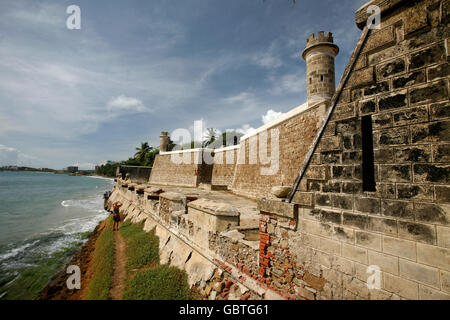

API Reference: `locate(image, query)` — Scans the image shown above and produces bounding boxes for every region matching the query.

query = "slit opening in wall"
[361,115,376,192]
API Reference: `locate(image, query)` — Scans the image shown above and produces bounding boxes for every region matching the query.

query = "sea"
[0,171,114,300]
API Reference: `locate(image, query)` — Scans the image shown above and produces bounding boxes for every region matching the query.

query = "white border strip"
[213,145,240,153]
[160,148,214,155]
[240,100,326,141]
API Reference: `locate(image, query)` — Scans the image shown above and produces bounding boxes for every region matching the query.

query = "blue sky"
[0,0,367,169]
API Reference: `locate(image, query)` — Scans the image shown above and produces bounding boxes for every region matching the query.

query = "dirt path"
[110,231,127,300]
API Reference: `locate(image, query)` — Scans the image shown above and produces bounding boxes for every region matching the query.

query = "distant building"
[66,166,78,173]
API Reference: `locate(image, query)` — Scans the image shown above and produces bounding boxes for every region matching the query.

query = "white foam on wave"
[60,197,104,212]
[0,240,40,261]
[85,175,114,182]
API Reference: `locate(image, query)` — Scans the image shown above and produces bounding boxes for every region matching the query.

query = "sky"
[0,0,368,169]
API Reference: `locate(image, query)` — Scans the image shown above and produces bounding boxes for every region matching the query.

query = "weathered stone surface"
[392,70,426,89]
[393,106,428,126]
[378,127,409,146]
[257,198,298,219]
[381,200,414,220]
[363,81,390,97]
[397,184,433,201]
[188,199,239,217]
[428,63,450,81]
[359,99,376,115]
[398,221,436,245]
[378,90,407,111]
[380,165,411,182]
[394,146,431,163]
[355,197,380,214]
[411,121,450,144]
[413,164,450,183]
[410,81,449,105]
[430,102,450,120]
[376,58,406,79]
[271,186,291,198]
[159,191,186,202]
[414,203,448,224]
[409,44,446,70]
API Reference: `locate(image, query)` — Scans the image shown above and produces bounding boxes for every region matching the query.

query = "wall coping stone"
[159,191,186,202]
[356,0,409,30]
[144,187,163,194]
[213,145,240,153]
[159,148,214,155]
[188,199,240,217]
[240,100,327,141]
[257,198,298,219]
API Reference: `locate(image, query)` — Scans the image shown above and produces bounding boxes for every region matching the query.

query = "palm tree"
[202,128,217,148]
[134,142,152,163]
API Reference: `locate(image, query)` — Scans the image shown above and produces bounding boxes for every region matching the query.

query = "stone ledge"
[188,199,240,217]
[159,191,186,202]
[257,198,298,219]
[356,0,408,30]
[144,187,163,194]
[127,183,137,190]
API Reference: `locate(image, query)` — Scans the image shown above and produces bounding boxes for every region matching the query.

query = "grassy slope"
[119,221,159,275]
[84,216,115,300]
[119,220,192,300]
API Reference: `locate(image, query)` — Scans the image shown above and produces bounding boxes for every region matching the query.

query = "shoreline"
[37,218,108,300]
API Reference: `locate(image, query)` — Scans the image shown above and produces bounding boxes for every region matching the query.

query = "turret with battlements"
[302,31,339,105]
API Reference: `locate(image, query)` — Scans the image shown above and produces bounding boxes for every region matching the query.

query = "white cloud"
[252,52,282,69]
[235,124,256,136]
[0,144,19,166]
[223,92,259,112]
[269,73,306,95]
[0,144,41,167]
[252,41,282,69]
[262,109,284,124]
[107,95,150,113]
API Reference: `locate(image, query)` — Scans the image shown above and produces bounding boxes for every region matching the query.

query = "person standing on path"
[112,201,122,231]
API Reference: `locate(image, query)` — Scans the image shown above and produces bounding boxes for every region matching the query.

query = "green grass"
[119,221,159,274]
[123,265,191,300]
[119,220,194,300]
[85,216,115,300]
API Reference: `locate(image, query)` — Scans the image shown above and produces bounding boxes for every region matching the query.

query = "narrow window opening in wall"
[309,78,312,84]
[320,75,324,82]
[361,115,376,192]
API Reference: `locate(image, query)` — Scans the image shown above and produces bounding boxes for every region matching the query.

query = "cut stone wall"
[274,0,450,300]
[232,102,328,199]
[118,165,152,184]
[106,182,266,300]
[148,150,213,187]
[211,146,239,189]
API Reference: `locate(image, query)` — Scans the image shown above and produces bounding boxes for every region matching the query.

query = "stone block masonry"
[117,0,449,300]
[149,149,213,187]
[211,145,239,189]
[232,101,328,199]
[281,0,450,300]
[117,165,152,184]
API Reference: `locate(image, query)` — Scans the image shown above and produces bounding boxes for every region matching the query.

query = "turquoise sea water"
[0,171,113,300]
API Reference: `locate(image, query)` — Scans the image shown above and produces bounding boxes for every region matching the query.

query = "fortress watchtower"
[160,131,170,152]
[302,31,339,105]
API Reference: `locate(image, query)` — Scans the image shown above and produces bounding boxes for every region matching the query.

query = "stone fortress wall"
[211,145,239,189]
[148,149,213,187]
[113,0,449,300]
[231,101,329,199]
[281,0,450,300]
